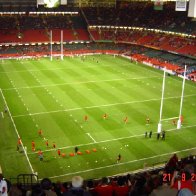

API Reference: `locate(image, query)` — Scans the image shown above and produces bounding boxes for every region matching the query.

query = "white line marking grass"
[12,94,196,118]
[162,116,179,121]
[2,76,160,91]
[0,89,36,178]
[86,133,97,143]
[28,124,196,155]
[1,112,4,118]
[0,64,119,74]
[43,146,196,180]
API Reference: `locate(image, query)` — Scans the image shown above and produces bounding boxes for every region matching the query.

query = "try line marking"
[2,75,159,91]
[86,133,97,143]
[162,116,179,121]
[12,94,196,118]
[28,124,196,155]
[0,88,36,179]
[41,146,196,180]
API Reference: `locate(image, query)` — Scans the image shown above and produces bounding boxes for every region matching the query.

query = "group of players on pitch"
[16,114,183,162]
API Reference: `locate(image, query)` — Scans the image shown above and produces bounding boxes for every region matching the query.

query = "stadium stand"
[2,154,196,195]
[82,2,196,33]
[87,28,196,56]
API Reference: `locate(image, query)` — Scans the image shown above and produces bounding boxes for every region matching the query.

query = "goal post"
[157,66,187,132]
[177,65,187,129]
[157,68,166,133]
[61,30,63,60]
[50,30,53,61]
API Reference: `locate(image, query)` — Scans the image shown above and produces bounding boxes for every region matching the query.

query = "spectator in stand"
[113,176,130,196]
[178,188,194,196]
[63,176,91,196]
[27,184,45,196]
[8,183,22,196]
[170,165,195,194]
[128,174,147,196]
[149,174,178,196]
[40,178,57,196]
[165,154,179,174]
[86,180,96,196]
[0,174,8,196]
[94,177,113,196]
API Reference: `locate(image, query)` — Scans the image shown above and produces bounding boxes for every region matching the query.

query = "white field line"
[0,89,36,178]
[28,124,196,155]
[42,146,196,180]
[162,116,179,121]
[2,76,160,91]
[0,67,82,74]
[1,112,4,118]
[86,133,97,143]
[13,94,196,118]
[0,63,120,74]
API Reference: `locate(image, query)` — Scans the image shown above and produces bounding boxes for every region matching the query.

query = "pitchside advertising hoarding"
[44,0,60,7]
[175,0,187,11]
[37,0,67,7]
[154,0,163,11]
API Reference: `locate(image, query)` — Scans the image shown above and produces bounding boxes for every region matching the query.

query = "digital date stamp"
[163,173,196,182]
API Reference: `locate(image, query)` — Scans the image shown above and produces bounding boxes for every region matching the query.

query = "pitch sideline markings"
[28,124,196,155]
[13,94,196,118]
[1,112,4,118]
[41,146,196,180]
[2,76,160,91]
[86,133,97,143]
[0,89,36,178]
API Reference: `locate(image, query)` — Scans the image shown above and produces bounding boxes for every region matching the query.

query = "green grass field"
[0,54,195,182]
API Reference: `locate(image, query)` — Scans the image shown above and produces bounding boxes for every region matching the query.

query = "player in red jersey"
[124,117,128,124]
[32,141,35,151]
[17,138,22,151]
[45,140,49,147]
[84,115,88,122]
[18,138,22,145]
[53,142,56,149]
[38,150,43,161]
[38,150,42,156]
[57,149,61,156]
[38,129,43,137]
[172,119,176,125]
[180,115,184,123]
[103,113,107,120]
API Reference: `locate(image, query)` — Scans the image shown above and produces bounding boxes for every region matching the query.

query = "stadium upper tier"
[0,15,90,43]
[0,4,195,57]
[82,2,196,34]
